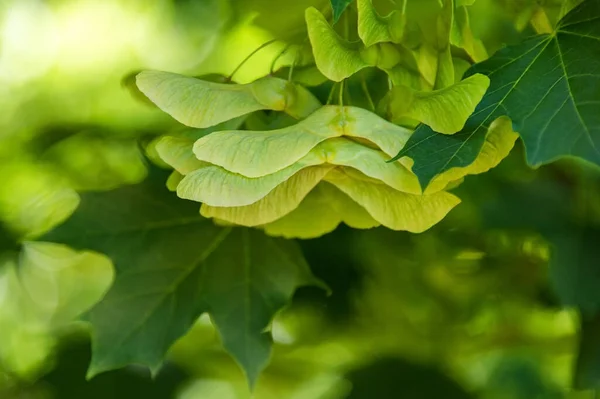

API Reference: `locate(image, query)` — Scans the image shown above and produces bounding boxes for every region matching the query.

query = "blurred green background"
[1,0,599,397]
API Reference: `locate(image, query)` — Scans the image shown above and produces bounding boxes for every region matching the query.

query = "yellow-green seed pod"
[383,73,490,134]
[360,43,401,69]
[388,12,407,43]
[249,77,290,110]
[377,43,401,69]
[137,71,320,128]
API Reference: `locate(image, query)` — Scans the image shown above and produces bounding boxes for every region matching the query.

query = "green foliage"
[357,0,406,46]
[189,106,411,178]
[3,0,600,397]
[394,0,600,189]
[156,105,476,236]
[306,7,369,81]
[40,167,323,386]
[136,71,321,128]
[450,3,487,62]
[0,242,113,379]
[381,73,490,134]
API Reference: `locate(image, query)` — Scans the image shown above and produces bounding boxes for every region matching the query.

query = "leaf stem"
[270,43,292,74]
[345,80,353,106]
[338,80,345,106]
[326,82,338,105]
[343,6,350,39]
[288,49,299,81]
[361,75,375,111]
[227,39,277,82]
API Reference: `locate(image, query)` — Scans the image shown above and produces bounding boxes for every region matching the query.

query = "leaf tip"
[330,0,353,24]
[386,148,410,165]
[85,362,107,381]
[134,70,153,88]
[416,175,433,193]
[240,356,269,392]
[149,363,164,379]
[305,6,321,20]
[314,278,333,296]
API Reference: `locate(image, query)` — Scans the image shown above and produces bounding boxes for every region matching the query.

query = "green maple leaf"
[39,167,323,387]
[331,0,353,23]
[393,0,600,189]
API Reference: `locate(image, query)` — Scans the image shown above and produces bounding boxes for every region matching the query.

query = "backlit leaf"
[193,106,413,178]
[383,73,490,134]
[262,181,379,239]
[261,183,345,239]
[137,71,320,128]
[18,241,114,326]
[177,153,322,207]
[450,5,488,62]
[180,135,422,208]
[324,168,460,232]
[166,171,183,192]
[200,166,334,225]
[306,7,369,81]
[357,0,406,46]
[192,107,338,178]
[321,181,381,229]
[156,136,208,175]
[320,138,422,194]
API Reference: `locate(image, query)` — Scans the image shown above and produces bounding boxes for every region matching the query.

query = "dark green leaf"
[345,357,475,399]
[548,226,600,316]
[486,357,563,398]
[0,222,19,263]
[39,336,189,399]
[575,312,600,389]
[464,165,600,313]
[474,176,572,234]
[393,0,600,189]
[461,162,600,390]
[331,0,353,23]
[0,224,15,251]
[40,167,321,386]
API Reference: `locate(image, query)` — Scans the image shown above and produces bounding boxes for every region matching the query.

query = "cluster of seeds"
[136,0,518,239]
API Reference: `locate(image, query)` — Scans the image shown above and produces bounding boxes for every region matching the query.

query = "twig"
[270,43,292,74]
[227,39,277,81]
[361,75,375,111]
[288,49,299,81]
[326,82,338,105]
